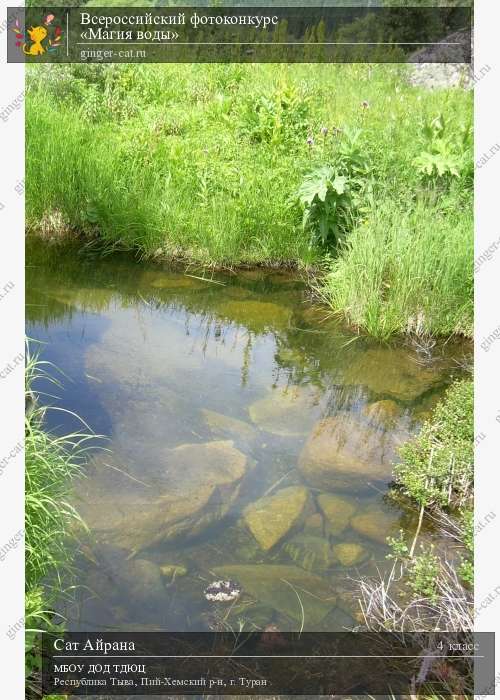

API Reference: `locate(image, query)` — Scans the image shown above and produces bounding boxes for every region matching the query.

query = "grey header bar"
[7,6,472,64]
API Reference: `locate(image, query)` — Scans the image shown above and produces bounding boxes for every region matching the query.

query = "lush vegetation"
[26,63,472,338]
[393,377,473,592]
[320,199,473,339]
[360,379,474,634]
[25,350,92,689]
[395,378,473,510]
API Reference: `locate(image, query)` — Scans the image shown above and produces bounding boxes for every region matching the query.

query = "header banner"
[7,6,472,63]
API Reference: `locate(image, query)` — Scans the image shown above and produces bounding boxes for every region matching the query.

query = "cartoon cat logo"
[12,14,63,57]
[24,25,48,56]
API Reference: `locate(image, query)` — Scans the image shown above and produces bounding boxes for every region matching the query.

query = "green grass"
[26,62,472,336]
[25,348,95,682]
[320,198,473,339]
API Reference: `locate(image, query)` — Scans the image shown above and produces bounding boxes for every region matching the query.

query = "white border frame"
[475,1,500,693]
[0,0,25,696]
[0,1,498,697]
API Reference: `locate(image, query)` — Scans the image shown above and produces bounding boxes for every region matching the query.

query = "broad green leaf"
[332,175,347,194]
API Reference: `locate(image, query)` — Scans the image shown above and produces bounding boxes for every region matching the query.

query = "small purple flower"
[320,126,328,137]
[306,135,314,147]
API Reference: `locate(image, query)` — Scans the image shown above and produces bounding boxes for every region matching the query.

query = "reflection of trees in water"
[27,238,324,386]
[26,291,75,327]
[27,239,468,416]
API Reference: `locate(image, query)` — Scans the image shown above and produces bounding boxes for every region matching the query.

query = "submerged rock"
[303,512,325,537]
[350,508,400,545]
[317,494,357,535]
[81,547,168,619]
[224,286,254,300]
[213,564,337,626]
[84,440,249,552]
[160,564,188,581]
[343,347,443,401]
[217,300,291,333]
[102,558,167,611]
[361,399,402,427]
[299,414,403,491]
[332,542,368,567]
[322,606,358,632]
[202,601,276,632]
[243,486,313,551]
[201,408,258,445]
[282,533,337,574]
[216,525,264,564]
[413,391,443,423]
[248,386,320,437]
[334,578,365,624]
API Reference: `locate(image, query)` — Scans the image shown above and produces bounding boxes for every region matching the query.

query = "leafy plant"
[386,529,410,561]
[333,126,372,181]
[297,165,352,246]
[458,509,474,587]
[408,545,440,603]
[390,378,473,560]
[79,70,137,123]
[413,113,472,182]
[394,379,473,510]
[297,127,372,247]
[413,141,462,178]
[26,63,472,281]
[460,508,474,552]
[459,558,474,587]
[240,83,310,145]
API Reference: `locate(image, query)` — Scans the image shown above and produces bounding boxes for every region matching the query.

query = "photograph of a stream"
[24,52,474,697]
[27,239,470,636]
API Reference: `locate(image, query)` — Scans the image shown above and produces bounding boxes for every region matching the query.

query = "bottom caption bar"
[42,631,495,696]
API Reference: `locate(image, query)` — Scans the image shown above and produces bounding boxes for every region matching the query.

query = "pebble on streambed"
[204,580,242,603]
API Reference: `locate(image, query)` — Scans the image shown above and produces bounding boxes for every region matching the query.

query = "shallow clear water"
[26,238,470,634]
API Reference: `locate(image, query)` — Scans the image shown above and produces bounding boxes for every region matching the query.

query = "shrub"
[394,379,473,510]
[386,529,410,561]
[407,545,441,603]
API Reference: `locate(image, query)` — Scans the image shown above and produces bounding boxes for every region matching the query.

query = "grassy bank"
[358,379,474,635]
[25,351,92,690]
[26,63,472,336]
[320,200,473,339]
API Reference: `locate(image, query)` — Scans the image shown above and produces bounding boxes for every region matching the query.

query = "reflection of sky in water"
[26,241,470,633]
